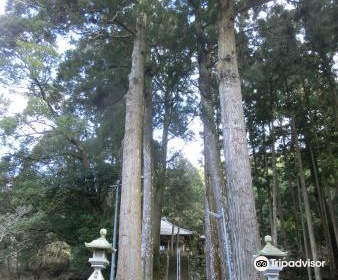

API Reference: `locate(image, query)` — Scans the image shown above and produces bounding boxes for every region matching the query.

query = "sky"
[0,0,28,114]
[0,0,4,14]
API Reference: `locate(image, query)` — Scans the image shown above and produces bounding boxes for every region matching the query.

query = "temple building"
[159,218,195,253]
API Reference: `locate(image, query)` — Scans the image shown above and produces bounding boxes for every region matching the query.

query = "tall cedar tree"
[116,1,148,279]
[217,1,261,279]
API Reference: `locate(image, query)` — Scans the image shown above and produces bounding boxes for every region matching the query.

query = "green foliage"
[163,155,204,233]
[239,5,338,277]
[0,116,18,135]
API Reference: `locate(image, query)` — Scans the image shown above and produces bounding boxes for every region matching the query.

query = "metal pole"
[178,232,181,280]
[221,207,233,280]
[176,245,178,280]
[176,235,181,280]
[110,183,119,280]
[177,246,181,280]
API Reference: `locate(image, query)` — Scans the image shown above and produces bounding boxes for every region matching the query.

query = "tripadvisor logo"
[254,256,269,271]
[254,256,325,271]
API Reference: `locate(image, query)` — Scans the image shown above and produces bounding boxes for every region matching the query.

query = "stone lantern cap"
[255,235,287,258]
[85,229,114,253]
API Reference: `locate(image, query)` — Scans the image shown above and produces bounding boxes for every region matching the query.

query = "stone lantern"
[85,229,115,280]
[254,235,287,280]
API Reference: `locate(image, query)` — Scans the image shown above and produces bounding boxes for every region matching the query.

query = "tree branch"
[236,0,274,14]
[32,77,57,116]
[111,19,136,36]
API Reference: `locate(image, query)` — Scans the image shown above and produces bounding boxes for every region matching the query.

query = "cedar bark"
[142,77,154,280]
[270,122,278,245]
[204,195,216,280]
[263,126,274,236]
[297,179,312,280]
[204,193,223,280]
[197,20,227,279]
[153,91,171,279]
[193,1,228,275]
[216,1,260,279]
[291,183,302,252]
[116,2,148,279]
[291,118,322,280]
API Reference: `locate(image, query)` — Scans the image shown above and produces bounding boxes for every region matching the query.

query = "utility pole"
[110,182,120,280]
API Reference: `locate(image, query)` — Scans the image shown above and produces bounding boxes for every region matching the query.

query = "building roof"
[160,218,193,236]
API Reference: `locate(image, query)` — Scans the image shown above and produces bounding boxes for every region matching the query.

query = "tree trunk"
[307,141,336,276]
[281,127,301,251]
[205,195,216,280]
[198,32,227,279]
[276,177,287,248]
[204,194,223,280]
[297,179,312,280]
[325,145,338,249]
[171,218,175,252]
[203,129,226,280]
[269,122,278,246]
[291,118,322,280]
[164,250,170,280]
[153,91,171,279]
[268,184,273,240]
[325,191,338,251]
[263,126,274,238]
[142,76,154,280]
[301,79,337,274]
[291,181,302,252]
[257,127,269,234]
[216,1,260,279]
[176,227,180,250]
[116,3,147,279]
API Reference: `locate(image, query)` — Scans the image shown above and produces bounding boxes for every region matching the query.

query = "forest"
[0,0,337,280]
